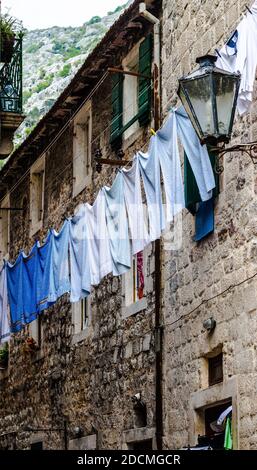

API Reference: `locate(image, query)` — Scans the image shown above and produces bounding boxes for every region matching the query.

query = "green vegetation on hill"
[15,1,132,146]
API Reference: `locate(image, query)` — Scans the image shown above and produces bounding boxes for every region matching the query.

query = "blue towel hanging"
[195,197,214,242]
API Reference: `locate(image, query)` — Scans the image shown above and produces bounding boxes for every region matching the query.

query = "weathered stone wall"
[162,0,257,450]
[0,37,157,450]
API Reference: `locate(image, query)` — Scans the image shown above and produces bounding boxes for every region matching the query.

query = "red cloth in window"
[137,251,144,299]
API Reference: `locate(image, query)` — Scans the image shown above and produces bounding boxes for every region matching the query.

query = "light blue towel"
[122,156,150,255]
[0,264,10,344]
[138,138,166,242]
[156,112,185,222]
[7,244,39,332]
[22,243,38,324]
[36,231,55,312]
[7,252,27,332]
[103,172,131,276]
[69,205,91,303]
[48,219,70,303]
[175,106,216,201]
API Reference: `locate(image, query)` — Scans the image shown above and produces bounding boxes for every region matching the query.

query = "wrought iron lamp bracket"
[209,141,257,174]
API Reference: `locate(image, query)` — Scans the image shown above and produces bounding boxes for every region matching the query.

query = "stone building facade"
[161,0,257,450]
[0,0,257,451]
[0,0,161,451]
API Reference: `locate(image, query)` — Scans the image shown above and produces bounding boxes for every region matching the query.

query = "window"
[204,401,232,449]
[29,316,43,350]
[31,441,43,450]
[73,101,92,197]
[125,252,145,307]
[208,353,223,386]
[30,156,45,236]
[128,439,153,450]
[184,150,219,241]
[122,47,140,141]
[0,194,10,261]
[72,297,90,340]
[110,35,153,147]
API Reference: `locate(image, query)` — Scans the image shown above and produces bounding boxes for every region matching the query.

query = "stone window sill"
[72,328,91,345]
[122,297,147,319]
[29,220,43,239]
[72,173,92,199]
[122,126,143,151]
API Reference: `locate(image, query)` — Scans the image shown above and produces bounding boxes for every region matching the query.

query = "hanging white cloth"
[84,190,112,286]
[69,204,91,303]
[122,157,150,255]
[138,136,166,242]
[216,1,257,115]
[103,172,131,276]
[156,111,185,222]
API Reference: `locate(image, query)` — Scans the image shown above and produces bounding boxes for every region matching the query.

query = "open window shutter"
[110,73,123,146]
[184,150,219,214]
[138,34,153,126]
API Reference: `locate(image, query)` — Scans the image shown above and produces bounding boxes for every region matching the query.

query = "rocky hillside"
[15,2,131,144]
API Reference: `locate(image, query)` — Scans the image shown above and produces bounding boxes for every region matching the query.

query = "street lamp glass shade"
[178,55,241,145]
[214,74,238,135]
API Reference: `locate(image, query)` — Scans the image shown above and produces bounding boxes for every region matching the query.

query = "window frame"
[110,35,153,148]
[29,155,45,237]
[208,353,223,387]
[0,193,10,261]
[72,296,91,344]
[122,249,148,319]
[72,101,92,198]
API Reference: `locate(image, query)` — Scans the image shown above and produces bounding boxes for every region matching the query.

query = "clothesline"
[0,105,216,343]
[0,82,152,209]
[2,2,257,343]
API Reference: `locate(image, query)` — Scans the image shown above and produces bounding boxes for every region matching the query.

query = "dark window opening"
[128,439,152,450]
[133,402,147,428]
[203,401,232,450]
[31,441,43,450]
[208,353,223,386]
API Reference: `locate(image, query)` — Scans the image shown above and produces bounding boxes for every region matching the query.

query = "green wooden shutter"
[110,73,123,146]
[184,150,219,214]
[138,34,153,126]
[184,153,201,215]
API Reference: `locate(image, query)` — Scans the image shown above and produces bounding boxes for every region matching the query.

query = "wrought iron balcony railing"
[0,36,22,114]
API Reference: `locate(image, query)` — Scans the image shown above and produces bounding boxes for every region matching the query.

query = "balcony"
[0,36,25,159]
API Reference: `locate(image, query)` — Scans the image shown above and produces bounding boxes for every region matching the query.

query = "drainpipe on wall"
[139,3,163,451]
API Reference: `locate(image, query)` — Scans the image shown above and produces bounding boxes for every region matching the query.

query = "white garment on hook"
[85,190,112,286]
[122,157,150,255]
[216,1,257,115]
[103,172,131,276]
[138,137,166,242]
[175,106,216,201]
[0,264,10,345]
[69,205,91,303]
[156,111,185,222]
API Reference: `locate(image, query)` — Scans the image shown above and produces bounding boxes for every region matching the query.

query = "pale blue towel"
[103,172,131,276]
[156,112,185,222]
[69,205,91,303]
[175,106,216,201]
[48,219,70,303]
[138,138,166,242]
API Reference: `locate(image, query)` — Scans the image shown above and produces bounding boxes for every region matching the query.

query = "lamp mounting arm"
[209,141,257,174]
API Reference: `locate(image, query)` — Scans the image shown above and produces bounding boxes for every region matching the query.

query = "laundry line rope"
[0,79,152,208]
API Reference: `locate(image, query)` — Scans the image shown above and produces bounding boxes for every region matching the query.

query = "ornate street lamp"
[178,55,241,145]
